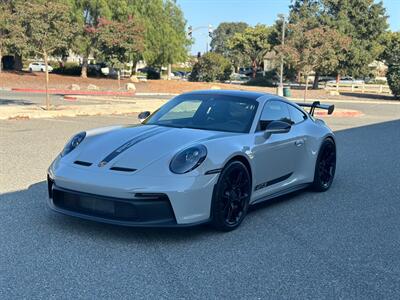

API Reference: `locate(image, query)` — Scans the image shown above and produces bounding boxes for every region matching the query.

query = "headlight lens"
[61,132,86,156]
[170,145,207,174]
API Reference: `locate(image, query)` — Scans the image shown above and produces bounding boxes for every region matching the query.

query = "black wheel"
[211,161,251,231]
[312,138,336,192]
[29,68,33,72]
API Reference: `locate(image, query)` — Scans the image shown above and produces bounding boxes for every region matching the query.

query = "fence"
[324,82,392,94]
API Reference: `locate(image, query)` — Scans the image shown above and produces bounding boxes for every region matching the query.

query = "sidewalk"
[0,97,366,120]
[0,99,167,120]
[11,88,135,97]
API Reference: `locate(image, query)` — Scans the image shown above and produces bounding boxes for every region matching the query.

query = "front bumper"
[48,179,180,226]
[47,162,219,226]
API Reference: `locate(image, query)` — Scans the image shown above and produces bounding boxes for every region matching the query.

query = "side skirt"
[250,183,310,206]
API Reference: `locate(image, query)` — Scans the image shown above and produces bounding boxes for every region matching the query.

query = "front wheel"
[312,138,336,192]
[211,161,251,231]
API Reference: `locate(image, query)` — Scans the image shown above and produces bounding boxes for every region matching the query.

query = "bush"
[387,64,400,99]
[53,62,81,76]
[244,70,279,87]
[189,52,232,82]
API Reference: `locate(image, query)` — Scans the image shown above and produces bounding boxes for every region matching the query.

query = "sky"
[176,0,400,54]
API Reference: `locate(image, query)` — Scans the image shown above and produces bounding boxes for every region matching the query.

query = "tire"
[211,160,251,231]
[29,68,33,72]
[312,138,336,192]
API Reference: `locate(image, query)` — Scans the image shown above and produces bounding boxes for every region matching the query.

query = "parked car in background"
[228,73,250,84]
[100,66,119,79]
[28,62,53,72]
[239,67,253,76]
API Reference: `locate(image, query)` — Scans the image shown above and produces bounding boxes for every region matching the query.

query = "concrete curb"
[11,88,135,97]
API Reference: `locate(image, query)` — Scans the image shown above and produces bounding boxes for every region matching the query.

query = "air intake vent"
[110,167,137,172]
[74,160,92,167]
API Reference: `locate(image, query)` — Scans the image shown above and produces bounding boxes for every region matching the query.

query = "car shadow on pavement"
[0,181,217,244]
[1,119,399,243]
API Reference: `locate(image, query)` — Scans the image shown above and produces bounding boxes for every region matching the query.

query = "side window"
[287,105,307,124]
[258,100,291,131]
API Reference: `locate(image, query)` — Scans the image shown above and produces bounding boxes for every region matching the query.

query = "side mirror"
[138,111,151,123]
[263,120,291,139]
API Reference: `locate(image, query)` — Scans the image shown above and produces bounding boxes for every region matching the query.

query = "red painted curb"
[314,110,363,117]
[64,96,77,101]
[11,88,135,97]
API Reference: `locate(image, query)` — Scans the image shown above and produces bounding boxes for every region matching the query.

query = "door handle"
[295,140,304,147]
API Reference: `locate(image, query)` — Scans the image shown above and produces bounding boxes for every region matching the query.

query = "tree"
[381,32,400,98]
[141,0,190,69]
[72,0,112,78]
[16,1,75,109]
[189,52,232,82]
[322,0,388,78]
[381,31,400,66]
[210,22,249,71]
[228,25,272,78]
[288,0,324,88]
[387,65,400,99]
[0,3,11,73]
[277,22,350,99]
[289,0,321,27]
[95,17,144,66]
[0,0,26,72]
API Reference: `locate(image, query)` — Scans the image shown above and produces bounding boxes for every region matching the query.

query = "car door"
[251,100,306,199]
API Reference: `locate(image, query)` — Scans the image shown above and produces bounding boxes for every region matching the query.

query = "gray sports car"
[47,90,336,231]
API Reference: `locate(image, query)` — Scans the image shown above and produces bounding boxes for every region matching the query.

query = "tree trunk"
[297,71,302,87]
[44,52,50,110]
[81,56,88,78]
[336,73,341,83]
[117,70,121,89]
[304,74,309,102]
[167,64,172,80]
[0,47,2,73]
[312,72,319,89]
[14,54,23,71]
[252,60,257,78]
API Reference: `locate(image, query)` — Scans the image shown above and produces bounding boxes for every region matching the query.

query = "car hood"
[74,125,236,170]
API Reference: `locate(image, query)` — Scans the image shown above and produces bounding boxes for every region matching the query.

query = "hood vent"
[74,160,92,167]
[110,166,137,172]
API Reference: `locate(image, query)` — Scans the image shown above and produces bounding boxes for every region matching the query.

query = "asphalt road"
[0,102,399,298]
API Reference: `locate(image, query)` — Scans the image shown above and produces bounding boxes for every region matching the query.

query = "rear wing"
[296,101,335,116]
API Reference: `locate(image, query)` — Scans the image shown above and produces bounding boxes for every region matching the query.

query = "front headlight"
[170,145,207,174]
[61,132,86,157]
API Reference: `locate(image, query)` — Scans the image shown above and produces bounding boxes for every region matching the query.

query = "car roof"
[183,89,271,101]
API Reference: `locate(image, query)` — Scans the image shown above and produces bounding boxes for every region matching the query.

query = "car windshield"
[143,94,259,133]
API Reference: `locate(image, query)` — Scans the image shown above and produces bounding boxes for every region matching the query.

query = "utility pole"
[278,14,286,96]
[187,25,213,55]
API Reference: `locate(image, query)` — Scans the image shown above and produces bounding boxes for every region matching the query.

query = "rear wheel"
[211,161,251,231]
[312,138,336,192]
